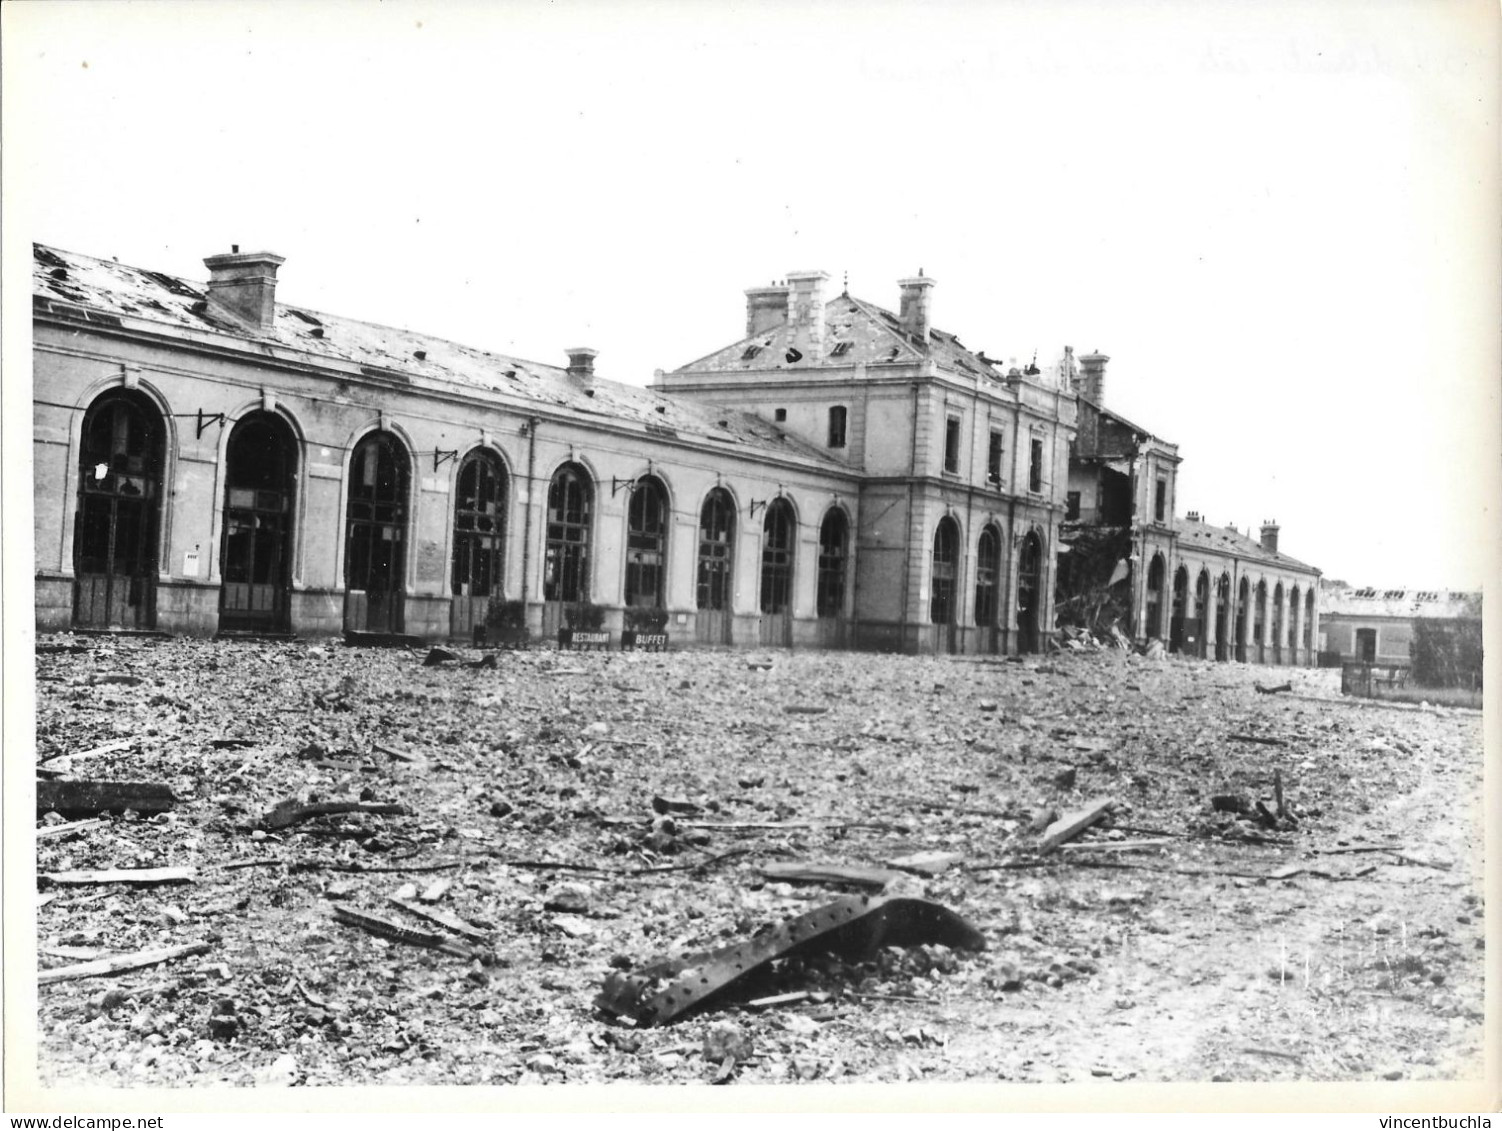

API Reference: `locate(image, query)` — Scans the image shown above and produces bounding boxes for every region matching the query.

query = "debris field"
[32,635,1486,1087]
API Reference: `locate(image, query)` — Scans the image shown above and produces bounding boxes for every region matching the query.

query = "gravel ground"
[31,635,1488,1090]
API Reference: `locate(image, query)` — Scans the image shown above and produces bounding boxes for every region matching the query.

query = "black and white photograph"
[4,0,1497,1117]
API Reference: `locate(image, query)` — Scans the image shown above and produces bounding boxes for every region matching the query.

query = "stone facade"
[32,242,1321,661]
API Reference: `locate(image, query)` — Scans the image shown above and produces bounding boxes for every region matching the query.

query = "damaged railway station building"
[30,242,1319,660]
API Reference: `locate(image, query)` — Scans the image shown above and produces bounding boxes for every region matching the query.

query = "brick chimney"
[785,270,828,361]
[1260,520,1280,553]
[898,271,935,344]
[1078,351,1110,404]
[566,347,597,381]
[203,248,285,333]
[745,281,790,338]
[1063,345,1079,393]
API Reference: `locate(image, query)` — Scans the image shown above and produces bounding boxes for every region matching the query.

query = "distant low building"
[1319,582,1482,669]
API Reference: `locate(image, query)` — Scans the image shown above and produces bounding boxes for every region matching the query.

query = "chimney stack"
[203,249,285,334]
[566,347,597,381]
[1078,350,1110,404]
[745,281,790,338]
[1186,510,1201,522]
[785,270,829,360]
[1260,520,1280,553]
[1063,345,1079,393]
[898,271,935,344]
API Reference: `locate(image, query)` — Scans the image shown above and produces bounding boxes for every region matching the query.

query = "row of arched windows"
[926,516,1045,650]
[68,391,853,638]
[1142,553,1315,660]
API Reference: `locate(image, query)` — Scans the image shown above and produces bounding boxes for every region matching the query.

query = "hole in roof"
[289,309,323,326]
[830,341,853,357]
[741,344,763,360]
[655,405,666,414]
[142,270,202,298]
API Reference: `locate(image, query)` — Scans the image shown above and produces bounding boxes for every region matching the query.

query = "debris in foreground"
[40,866,196,886]
[332,904,481,960]
[38,941,211,986]
[35,780,176,817]
[262,798,409,830]
[595,893,985,1027]
[1037,798,1116,853]
[760,862,900,890]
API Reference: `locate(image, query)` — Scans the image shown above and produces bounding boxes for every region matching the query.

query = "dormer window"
[830,341,853,357]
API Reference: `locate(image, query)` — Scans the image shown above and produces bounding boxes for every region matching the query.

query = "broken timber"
[385,896,491,941]
[36,780,176,817]
[332,905,479,959]
[40,866,196,886]
[1037,798,1115,853]
[35,818,107,841]
[760,862,900,890]
[38,941,211,985]
[596,894,985,1027]
[262,799,409,830]
[1228,734,1288,747]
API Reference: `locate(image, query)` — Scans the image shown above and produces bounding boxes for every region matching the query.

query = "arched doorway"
[219,412,297,635]
[344,431,410,634]
[1170,565,1189,653]
[1194,569,1211,658]
[1145,553,1166,642]
[1253,579,1268,664]
[1235,577,1251,663]
[542,462,593,637]
[974,525,1002,655]
[1215,573,1232,661]
[624,476,669,610]
[74,390,166,630]
[1016,530,1043,654]
[1304,589,1315,660]
[759,498,796,647]
[816,508,849,648]
[1272,582,1285,665]
[930,517,959,654]
[695,488,735,645]
[1287,584,1301,665]
[450,449,507,641]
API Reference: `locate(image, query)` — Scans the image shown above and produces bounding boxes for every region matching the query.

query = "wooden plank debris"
[38,738,133,766]
[1228,734,1288,747]
[40,866,197,886]
[38,941,211,985]
[36,780,176,816]
[262,798,409,830]
[1038,798,1115,853]
[35,818,107,841]
[783,705,829,715]
[760,862,899,890]
[385,896,491,941]
[1254,683,1293,695]
[1059,839,1174,853]
[332,904,477,959]
[884,850,964,876]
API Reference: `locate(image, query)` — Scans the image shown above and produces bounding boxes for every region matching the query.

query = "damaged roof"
[31,243,848,470]
[1319,586,1480,619]
[1172,515,1318,574]
[676,292,1072,390]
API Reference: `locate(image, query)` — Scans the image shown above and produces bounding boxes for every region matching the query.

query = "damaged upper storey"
[672,270,1075,395]
[31,243,843,472]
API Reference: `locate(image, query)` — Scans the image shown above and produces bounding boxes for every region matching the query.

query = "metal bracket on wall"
[611,476,640,498]
[195,410,225,439]
[433,449,458,472]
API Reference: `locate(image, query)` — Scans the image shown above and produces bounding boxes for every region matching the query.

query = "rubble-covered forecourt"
[33,636,1485,1088]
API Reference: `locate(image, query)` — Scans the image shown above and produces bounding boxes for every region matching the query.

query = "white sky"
[4,0,1498,590]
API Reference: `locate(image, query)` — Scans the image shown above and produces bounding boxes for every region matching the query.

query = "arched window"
[346,431,410,632]
[697,489,736,612]
[1145,553,1166,639]
[452,450,507,599]
[816,509,849,618]
[974,525,1000,626]
[760,498,795,614]
[221,412,297,632]
[625,476,669,608]
[1254,580,1268,651]
[931,517,959,624]
[1304,589,1315,650]
[1273,582,1285,648]
[74,390,166,629]
[544,463,592,603]
[1016,531,1043,653]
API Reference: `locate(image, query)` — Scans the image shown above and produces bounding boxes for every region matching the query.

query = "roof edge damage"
[31,242,850,473]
